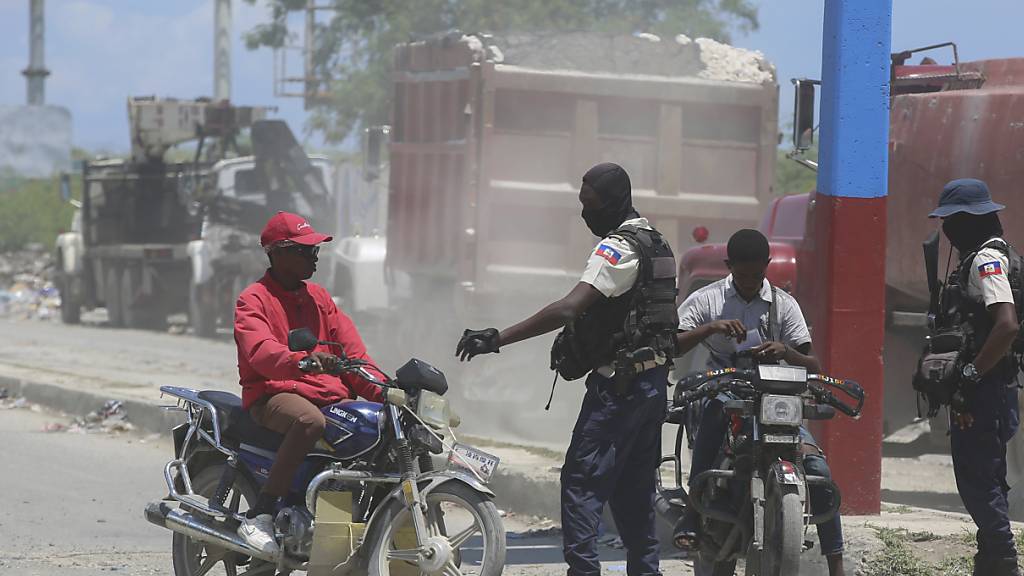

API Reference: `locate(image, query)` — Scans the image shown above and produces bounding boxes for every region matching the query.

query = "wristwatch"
[962,363,981,384]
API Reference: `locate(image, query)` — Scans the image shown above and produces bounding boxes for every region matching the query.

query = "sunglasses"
[283,244,320,258]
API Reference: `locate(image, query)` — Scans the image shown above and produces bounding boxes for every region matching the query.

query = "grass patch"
[883,504,915,515]
[862,525,972,576]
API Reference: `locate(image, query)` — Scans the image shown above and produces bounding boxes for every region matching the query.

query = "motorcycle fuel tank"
[316,400,384,460]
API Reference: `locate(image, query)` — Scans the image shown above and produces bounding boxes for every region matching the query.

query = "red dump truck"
[677,49,1024,501]
[380,32,780,440]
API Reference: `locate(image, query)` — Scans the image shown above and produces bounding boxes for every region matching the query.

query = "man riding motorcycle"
[674,229,845,576]
[233,211,384,554]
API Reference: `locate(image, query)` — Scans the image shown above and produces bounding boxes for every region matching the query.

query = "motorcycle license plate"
[447,443,500,482]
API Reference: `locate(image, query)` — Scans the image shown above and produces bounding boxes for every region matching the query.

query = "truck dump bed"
[887,58,1024,308]
[387,32,778,312]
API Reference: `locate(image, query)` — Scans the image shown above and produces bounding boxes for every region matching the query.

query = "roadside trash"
[43,422,68,433]
[0,396,28,410]
[0,248,60,321]
[67,399,135,434]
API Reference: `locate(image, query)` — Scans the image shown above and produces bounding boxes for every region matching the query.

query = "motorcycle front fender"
[362,470,496,535]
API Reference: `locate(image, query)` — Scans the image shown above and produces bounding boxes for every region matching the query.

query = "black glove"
[456,328,500,362]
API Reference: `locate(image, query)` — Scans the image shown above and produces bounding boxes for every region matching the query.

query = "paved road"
[0,403,703,576]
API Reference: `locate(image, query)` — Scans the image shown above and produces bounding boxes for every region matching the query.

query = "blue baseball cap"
[928,178,1005,218]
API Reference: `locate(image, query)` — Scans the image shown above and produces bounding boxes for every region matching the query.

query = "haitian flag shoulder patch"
[979,260,1003,278]
[595,244,622,265]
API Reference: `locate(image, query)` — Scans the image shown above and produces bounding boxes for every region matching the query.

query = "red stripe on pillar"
[805,194,886,515]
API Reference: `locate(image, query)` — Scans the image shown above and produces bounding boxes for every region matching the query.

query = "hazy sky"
[1,0,1021,152]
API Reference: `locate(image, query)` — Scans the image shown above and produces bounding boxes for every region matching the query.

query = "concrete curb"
[0,374,184,435]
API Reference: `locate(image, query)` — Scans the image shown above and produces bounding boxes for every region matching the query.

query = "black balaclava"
[943,212,1004,255]
[580,162,639,237]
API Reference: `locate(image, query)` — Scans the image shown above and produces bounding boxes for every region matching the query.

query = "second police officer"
[928,179,1021,576]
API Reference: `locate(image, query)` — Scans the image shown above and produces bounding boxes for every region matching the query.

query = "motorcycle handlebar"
[673,369,864,418]
[298,356,394,388]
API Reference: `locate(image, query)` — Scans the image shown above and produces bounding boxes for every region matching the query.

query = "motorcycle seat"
[197,391,284,452]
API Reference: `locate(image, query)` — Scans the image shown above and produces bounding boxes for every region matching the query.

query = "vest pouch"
[913,350,961,416]
[550,328,593,381]
[929,330,965,354]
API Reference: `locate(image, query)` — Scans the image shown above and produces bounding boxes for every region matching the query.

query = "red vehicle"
[678,47,1024,466]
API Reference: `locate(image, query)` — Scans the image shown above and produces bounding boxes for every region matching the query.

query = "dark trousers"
[561,366,668,576]
[950,374,1020,561]
[688,398,844,555]
[250,393,326,497]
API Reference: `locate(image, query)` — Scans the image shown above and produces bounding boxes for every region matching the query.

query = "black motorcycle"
[656,356,864,576]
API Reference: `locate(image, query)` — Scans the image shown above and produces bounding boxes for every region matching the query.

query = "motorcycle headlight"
[760,395,803,426]
[416,390,451,430]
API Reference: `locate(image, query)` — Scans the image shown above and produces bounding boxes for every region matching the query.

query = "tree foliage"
[775,143,819,196]
[244,0,758,142]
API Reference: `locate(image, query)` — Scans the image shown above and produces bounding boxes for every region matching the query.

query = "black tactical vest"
[939,239,1021,378]
[550,224,679,381]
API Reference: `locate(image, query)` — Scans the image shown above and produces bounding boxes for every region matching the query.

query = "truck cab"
[677,192,810,300]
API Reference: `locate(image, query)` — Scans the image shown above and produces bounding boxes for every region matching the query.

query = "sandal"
[672,512,700,551]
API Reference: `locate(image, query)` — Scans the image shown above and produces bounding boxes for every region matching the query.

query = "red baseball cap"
[260,211,332,248]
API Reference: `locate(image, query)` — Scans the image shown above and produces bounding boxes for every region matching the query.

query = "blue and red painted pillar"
[808,0,892,515]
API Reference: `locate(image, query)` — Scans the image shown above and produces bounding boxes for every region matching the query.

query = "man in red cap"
[233,211,385,554]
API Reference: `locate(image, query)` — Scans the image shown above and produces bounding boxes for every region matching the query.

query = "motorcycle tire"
[761,476,802,576]
[170,462,264,576]
[366,482,506,576]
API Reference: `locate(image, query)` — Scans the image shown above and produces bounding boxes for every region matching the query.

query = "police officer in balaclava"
[457,162,679,576]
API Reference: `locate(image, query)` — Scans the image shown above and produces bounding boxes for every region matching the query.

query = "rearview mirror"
[792,78,818,151]
[59,173,71,203]
[288,328,318,352]
[363,125,391,182]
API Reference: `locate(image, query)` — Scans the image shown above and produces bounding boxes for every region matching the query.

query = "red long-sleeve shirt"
[234,271,385,409]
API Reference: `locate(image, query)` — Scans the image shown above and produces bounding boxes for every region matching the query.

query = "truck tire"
[189,281,217,339]
[59,274,82,325]
[105,265,124,327]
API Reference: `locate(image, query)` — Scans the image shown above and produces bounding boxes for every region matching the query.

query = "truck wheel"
[189,281,217,338]
[59,274,82,325]
[105,265,124,327]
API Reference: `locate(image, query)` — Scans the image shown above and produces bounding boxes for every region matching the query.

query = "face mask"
[943,217,990,254]
[582,208,624,238]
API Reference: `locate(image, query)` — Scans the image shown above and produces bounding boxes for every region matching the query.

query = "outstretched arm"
[498,282,604,347]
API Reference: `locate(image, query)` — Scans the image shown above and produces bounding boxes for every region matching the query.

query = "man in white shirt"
[674,229,845,576]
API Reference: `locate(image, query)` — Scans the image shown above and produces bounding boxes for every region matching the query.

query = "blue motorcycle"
[145,328,506,576]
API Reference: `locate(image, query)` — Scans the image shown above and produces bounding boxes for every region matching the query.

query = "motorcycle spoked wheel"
[759,475,803,576]
[171,463,270,576]
[367,482,506,576]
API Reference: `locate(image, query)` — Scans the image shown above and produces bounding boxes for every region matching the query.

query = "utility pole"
[214,0,232,101]
[22,0,49,105]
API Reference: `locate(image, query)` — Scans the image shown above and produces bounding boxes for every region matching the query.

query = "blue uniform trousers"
[950,372,1020,562]
[561,366,668,576]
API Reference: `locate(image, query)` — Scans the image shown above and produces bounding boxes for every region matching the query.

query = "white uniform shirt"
[677,276,812,370]
[579,217,651,297]
[578,217,652,376]
[966,238,1014,307]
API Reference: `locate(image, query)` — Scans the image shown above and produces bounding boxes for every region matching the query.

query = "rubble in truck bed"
[424,31,775,83]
